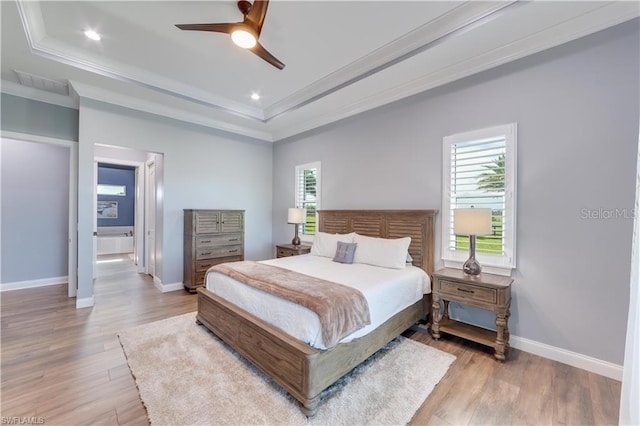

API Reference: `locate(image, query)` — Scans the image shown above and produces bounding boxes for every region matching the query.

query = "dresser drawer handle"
[201,252,211,256]
[228,238,238,242]
[228,249,238,253]
[200,240,211,244]
[457,287,475,294]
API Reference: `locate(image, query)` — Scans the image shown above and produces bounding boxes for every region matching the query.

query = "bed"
[196,209,437,416]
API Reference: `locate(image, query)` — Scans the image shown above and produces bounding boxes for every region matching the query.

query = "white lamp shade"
[287,208,306,224]
[454,208,492,235]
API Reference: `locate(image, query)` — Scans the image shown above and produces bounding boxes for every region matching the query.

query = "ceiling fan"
[175,0,285,70]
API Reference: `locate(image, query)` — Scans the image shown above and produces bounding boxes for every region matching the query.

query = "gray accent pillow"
[333,241,357,264]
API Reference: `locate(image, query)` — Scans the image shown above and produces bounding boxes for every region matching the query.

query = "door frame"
[0,131,78,297]
[145,158,156,278]
[94,156,147,273]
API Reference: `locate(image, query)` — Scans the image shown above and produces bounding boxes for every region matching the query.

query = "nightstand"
[276,244,311,258]
[431,268,513,361]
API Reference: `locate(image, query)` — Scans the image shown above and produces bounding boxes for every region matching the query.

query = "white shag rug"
[118,312,455,426]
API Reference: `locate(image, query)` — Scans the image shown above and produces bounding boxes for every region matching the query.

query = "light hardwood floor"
[1,257,620,425]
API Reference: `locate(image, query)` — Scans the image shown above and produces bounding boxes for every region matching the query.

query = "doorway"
[92,145,160,294]
[95,162,137,275]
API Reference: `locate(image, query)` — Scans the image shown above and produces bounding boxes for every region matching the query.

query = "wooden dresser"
[183,209,244,293]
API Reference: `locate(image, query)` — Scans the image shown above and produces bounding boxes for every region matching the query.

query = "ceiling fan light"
[231,29,256,49]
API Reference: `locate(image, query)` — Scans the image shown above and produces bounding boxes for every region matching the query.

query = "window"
[97,184,126,196]
[295,161,321,240]
[442,123,517,275]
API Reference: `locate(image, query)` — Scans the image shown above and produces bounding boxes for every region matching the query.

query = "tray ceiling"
[1,1,638,141]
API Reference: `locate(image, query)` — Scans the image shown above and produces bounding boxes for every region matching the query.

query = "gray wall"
[1,93,79,141]
[78,100,273,297]
[273,20,639,365]
[1,138,70,283]
[0,93,77,285]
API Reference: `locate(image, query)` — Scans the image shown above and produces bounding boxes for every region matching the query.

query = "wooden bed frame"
[196,209,437,416]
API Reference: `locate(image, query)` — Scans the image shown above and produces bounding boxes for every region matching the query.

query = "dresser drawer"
[277,247,294,257]
[196,245,243,260]
[194,271,207,288]
[196,234,242,248]
[196,256,243,286]
[196,256,242,273]
[276,244,311,258]
[439,280,497,304]
[196,259,214,272]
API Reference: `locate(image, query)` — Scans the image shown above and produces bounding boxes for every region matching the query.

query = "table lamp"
[454,207,492,275]
[287,208,306,246]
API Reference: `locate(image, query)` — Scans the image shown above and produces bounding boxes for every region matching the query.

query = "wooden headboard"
[318,210,438,275]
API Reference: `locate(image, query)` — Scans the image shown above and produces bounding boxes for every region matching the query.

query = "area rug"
[118,312,455,425]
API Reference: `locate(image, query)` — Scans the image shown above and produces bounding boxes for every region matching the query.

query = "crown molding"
[270,2,640,141]
[16,0,520,126]
[70,80,273,142]
[0,79,78,109]
[15,0,265,122]
[262,1,519,121]
[12,1,639,144]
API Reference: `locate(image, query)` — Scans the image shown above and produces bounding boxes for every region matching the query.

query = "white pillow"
[406,252,414,264]
[310,232,355,258]
[353,234,411,269]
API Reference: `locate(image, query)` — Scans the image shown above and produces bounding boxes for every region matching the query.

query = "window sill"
[443,260,513,277]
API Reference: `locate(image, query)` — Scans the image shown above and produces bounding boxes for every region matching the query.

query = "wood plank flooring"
[1,257,620,425]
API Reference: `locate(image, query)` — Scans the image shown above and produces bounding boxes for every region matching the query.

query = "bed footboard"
[196,287,425,416]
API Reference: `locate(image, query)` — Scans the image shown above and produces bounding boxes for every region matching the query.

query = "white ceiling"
[1,1,638,142]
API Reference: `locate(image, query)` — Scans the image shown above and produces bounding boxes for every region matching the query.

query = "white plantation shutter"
[447,138,506,254]
[442,124,517,274]
[295,162,321,237]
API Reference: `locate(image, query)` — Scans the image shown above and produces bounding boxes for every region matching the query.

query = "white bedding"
[206,254,431,349]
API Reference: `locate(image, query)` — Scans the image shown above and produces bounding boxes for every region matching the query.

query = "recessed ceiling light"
[251,93,260,101]
[84,30,101,41]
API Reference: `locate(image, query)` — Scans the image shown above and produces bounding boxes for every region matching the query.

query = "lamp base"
[291,224,301,246]
[462,234,482,275]
[463,257,482,275]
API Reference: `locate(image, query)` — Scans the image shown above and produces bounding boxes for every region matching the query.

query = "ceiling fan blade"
[245,0,269,36]
[175,23,235,34]
[250,41,285,70]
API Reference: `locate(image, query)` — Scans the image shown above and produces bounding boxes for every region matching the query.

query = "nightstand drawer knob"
[457,287,475,294]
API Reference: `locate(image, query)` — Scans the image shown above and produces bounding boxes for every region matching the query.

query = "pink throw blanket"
[208,261,371,348]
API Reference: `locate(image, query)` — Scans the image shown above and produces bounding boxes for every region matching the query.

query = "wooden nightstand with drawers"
[431,268,513,361]
[276,244,311,258]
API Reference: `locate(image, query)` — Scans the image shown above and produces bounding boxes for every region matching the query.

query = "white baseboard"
[0,276,67,292]
[76,296,94,309]
[510,335,623,381]
[153,277,184,293]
